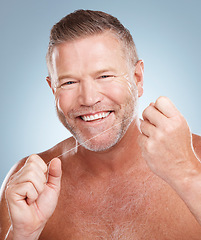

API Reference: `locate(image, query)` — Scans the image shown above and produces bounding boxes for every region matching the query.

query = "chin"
[76,118,133,152]
[79,137,120,152]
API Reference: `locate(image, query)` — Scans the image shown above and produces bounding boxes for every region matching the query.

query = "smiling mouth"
[80,111,112,122]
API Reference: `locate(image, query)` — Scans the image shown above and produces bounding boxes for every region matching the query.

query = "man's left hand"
[139,96,200,184]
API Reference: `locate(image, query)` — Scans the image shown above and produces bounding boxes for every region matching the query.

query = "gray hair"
[46,9,139,80]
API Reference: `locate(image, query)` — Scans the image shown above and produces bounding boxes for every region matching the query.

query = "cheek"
[103,81,134,104]
[55,90,75,114]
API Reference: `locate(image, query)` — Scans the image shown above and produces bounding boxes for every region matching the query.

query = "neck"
[76,119,143,178]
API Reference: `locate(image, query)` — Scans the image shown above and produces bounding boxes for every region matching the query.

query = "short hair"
[46,9,139,80]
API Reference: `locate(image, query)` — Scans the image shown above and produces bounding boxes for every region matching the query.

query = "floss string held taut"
[47,114,134,164]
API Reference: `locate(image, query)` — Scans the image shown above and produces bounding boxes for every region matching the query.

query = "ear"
[46,76,55,94]
[134,60,144,98]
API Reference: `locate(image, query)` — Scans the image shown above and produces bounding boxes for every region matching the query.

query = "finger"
[140,119,156,137]
[11,160,47,194]
[16,161,47,182]
[15,170,46,195]
[47,158,62,191]
[6,182,38,205]
[142,105,166,127]
[154,96,179,118]
[23,182,39,205]
[26,154,48,173]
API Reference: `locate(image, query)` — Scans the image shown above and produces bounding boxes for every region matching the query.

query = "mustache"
[68,104,118,118]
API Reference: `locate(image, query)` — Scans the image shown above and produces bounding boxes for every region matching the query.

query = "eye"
[60,81,77,88]
[63,81,76,85]
[99,75,114,79]
[101,75,110,78]
[59,80,78,89]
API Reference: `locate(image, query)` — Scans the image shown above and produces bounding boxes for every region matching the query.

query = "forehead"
[51,32,128,75]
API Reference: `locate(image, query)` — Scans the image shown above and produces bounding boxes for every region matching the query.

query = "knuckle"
[27,161,36,169]
[157,96,168,102]
[155,96,167,107]
[27,154,47,173]
[27,154,39,164]
[28,154,37,160]
[19,169,38,184]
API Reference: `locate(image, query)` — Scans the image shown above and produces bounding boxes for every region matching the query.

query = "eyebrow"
[58,74,77,82]
[94,68,116,76]
[58,68,117,82]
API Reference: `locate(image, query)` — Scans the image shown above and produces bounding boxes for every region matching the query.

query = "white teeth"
[81,112,110,122]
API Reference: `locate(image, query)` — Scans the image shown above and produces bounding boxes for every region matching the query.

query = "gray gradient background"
[0,0,201,187]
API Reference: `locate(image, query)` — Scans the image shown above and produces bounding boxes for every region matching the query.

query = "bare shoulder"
[37,136,76,164]
[192,133,201,159]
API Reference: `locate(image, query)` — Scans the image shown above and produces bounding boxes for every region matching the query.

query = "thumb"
[47,158,62,190]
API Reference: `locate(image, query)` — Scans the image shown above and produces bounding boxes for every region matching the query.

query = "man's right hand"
[5,154,62,240]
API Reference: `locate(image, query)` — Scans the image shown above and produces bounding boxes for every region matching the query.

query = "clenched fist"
[139,96,200,185]
[5,154,62,240]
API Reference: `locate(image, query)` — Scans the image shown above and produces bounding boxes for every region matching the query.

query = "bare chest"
[40,175,201,240]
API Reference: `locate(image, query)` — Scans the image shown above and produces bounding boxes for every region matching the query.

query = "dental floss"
[47,114,134,165]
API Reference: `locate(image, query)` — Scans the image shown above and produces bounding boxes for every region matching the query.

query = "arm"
[139,96,201,224]
[0,155,62,240]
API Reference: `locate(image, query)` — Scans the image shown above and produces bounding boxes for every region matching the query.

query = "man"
[1,9,201,239]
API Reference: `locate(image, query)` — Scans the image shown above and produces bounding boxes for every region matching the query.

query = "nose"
[78,79,102,107]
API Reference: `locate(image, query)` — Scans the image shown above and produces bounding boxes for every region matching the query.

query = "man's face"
[50,32,142,152]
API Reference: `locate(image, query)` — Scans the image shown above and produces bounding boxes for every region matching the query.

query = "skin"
[1,32,201,239]
[51,33,140,152]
